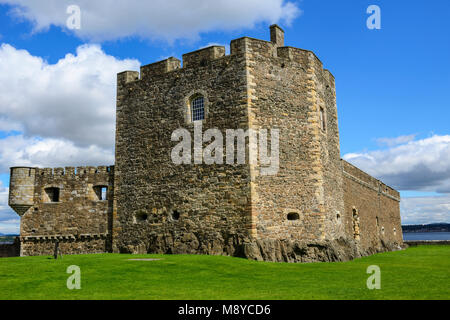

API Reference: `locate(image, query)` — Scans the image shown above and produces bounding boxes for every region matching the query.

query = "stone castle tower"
[8,26,403,261]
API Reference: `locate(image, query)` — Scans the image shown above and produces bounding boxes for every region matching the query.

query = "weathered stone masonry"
[9,166,114,256]
[8,26,403,261]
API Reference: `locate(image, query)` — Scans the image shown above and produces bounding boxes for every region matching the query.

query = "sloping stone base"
[117,232,404,263]
[242,238,405,263]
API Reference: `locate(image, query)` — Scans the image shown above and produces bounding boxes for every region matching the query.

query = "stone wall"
[112,25,404,262]
[10,166,114,256]
[242,36,346,244]
[113,45,253,255]
[8,25,404,262]
[342,160,403,253]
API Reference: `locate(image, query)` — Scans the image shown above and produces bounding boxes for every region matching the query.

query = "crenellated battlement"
[182,46,226,68]
[140,57,181,80]
[36,165,114,178]
[117,25,335,88]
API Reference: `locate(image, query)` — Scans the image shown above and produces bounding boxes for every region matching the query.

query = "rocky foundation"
[118,231,404,263]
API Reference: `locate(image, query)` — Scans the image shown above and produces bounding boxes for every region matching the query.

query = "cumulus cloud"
[0,135,114,173]
[344,135,450,193]
[401,195,450,225]
[376,134,416,147]
[0,0,301,42]
[0,181,19,234]
[0,43,140,149]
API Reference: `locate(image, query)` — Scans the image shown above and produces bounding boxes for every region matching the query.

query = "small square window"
[44,188,60,203]
[94,186,108,201]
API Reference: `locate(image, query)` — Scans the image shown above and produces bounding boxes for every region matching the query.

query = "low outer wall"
[21,235,109,256]
[18,166,114,256]
[0,238,20,258]
[342,160,403,253]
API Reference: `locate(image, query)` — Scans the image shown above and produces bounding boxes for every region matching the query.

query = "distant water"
[403,232,450,241]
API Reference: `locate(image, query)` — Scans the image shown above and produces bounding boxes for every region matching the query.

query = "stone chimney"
[270,24,285,47]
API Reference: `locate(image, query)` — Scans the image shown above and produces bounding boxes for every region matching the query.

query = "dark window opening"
[319,107,326,131]
[136,211,148,222]
[352,208,360,240]
[172,210,180,221]
[287,212,300,221]
[45,187,60,203]
[94,186,108,201]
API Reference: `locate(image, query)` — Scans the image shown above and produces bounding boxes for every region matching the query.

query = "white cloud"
[401,195,450,225]
[0,43,140,149]
[376,134,416,147]
[0,44,129,235]
[0,181,19,234]
[344,135,450,193]
[0,134,114,173]
[0,0,301,42]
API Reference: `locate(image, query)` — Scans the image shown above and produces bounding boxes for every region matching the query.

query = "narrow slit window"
[319,107,326,131]
[101,187,108,200]
[191,96,205,122]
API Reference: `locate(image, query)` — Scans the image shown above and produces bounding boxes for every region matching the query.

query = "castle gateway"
[8,26,403,262]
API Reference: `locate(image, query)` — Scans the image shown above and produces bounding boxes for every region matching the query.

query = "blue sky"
[0,0,449,232]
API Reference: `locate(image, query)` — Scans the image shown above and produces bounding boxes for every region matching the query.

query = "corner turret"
[8,167,36,216]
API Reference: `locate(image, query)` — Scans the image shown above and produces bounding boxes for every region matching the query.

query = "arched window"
[191,95,205,122]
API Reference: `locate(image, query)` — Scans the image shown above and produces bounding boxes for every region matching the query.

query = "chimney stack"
[270,24,285,47]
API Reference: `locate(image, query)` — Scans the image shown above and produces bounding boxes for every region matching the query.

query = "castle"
[8,26,403,262]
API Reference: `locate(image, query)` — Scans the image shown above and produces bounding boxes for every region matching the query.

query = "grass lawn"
[0,245,448,300]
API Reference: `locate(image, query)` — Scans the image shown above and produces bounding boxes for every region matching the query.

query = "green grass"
[0,245,448,300]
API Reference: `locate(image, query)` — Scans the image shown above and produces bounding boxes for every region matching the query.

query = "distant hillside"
[402,223,450,233]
